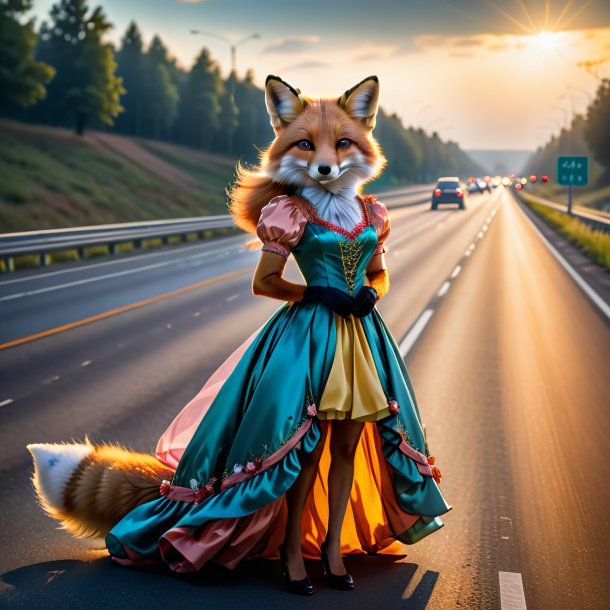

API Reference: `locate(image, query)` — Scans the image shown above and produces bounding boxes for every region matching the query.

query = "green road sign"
[557,156,588,186]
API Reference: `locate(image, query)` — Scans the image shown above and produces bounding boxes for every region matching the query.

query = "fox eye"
[337,138,351,149]
[296,139,314,151]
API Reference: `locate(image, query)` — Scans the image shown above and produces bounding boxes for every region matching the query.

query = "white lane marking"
[81,360,92,367]
[437,281,451,297]
[0,247,242,302]
[0,235,246,286]
[516,202,610,322]
[499,572,527,610]
[399,309,434,357]
[0,398,13,407]
[451,265,462,278]
[42,375,59,384]
[193,311,201,317]
[226,294,239,302]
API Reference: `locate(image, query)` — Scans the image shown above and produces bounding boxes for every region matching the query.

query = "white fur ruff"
[297,184,363,232]
[27,442,93,511]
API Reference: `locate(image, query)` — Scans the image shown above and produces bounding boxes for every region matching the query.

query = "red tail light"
[456,189,463,198]
[434,189,442,197]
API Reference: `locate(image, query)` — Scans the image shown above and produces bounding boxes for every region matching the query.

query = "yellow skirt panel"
[318,315,390,422]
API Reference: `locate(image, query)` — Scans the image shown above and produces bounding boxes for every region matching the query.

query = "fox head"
[229,76,387,234]
[263,75,385,193]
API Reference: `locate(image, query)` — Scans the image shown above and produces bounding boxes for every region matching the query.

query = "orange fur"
[31,443,174,538]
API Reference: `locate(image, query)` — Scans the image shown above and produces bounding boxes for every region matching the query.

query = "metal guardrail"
[520,192,610,233]
[0,185,435,273]
[0,215,236,272]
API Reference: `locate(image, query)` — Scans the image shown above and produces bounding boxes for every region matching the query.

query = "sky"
[29,0,610,151]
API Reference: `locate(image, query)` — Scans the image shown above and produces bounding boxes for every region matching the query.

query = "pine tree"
[174,48,222,149]
[215,86,239,155]
[0,0,55,113]
[114,20,145,135]
[142,35,178,139]
[34,0,124,135]
[585,78,610,180]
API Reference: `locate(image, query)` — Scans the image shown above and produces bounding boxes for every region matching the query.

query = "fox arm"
[252,251,306,302]
[365,253,390,300]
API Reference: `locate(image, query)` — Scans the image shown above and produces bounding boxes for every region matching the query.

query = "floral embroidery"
[307,403,317,417]
[338,238,365,295]
[159,480,172,497]
[388,398,400,413]
[428,457,442,484]
[233,463,244,474]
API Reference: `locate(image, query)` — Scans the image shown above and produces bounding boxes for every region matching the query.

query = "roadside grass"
[0,121,232,232]
[520,192,610,272]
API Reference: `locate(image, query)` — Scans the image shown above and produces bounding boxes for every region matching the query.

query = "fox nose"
[318,165,331,176]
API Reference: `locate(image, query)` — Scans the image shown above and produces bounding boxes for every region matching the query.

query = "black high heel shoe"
[320,541,354,590]
[279,543,314,596]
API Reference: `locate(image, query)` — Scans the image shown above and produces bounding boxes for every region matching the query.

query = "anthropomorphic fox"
[28,74,391,540]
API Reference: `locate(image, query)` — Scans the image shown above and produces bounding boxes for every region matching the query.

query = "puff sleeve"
[256,195,308,258]
[369,199,390,254]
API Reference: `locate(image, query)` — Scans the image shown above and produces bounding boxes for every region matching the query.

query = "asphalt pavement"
[1,186,608,609]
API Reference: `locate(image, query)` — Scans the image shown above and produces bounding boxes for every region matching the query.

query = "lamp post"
[190,30,260,99]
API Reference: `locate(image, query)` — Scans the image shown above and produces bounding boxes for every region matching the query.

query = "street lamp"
[190,30,260,99]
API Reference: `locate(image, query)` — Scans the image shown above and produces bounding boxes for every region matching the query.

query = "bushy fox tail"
[27,441,174,538]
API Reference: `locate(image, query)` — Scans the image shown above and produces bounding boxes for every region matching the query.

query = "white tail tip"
[27,442,93,511]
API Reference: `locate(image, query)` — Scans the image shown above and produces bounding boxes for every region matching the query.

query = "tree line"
[527,78,610,186]
[1,0,483,181]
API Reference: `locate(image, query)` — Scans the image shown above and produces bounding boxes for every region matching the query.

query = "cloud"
[489,42,510,51]
[452,38,484,48]
[262,36,320,54]
[279,60,331,72]
[449,51,476,58]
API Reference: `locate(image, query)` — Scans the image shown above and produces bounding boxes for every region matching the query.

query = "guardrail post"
[38,252,49,267]
[109,243,117,255]
[77,246,85,260]
[3,256,14,273]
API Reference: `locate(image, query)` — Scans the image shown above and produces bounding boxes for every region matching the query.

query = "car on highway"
[431,177,465,210]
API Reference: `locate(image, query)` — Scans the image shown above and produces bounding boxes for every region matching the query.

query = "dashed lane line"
[398,309,435,357]
[398,200,500,357]
[499,572,527,609]
[437,281,451,297]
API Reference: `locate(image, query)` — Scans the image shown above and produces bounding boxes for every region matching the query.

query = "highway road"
[0,186,609,609]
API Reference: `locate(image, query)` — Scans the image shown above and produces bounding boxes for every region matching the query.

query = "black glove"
[351,286,378,318]
[302,286,354,318]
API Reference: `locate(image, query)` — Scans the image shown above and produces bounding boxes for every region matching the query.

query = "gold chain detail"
[338,238,364,295]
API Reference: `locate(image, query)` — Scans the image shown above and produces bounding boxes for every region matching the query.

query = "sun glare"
[533,30,562,51]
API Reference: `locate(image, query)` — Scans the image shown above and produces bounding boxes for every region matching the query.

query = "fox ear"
[265,75,306,133]
[338,76,379,130]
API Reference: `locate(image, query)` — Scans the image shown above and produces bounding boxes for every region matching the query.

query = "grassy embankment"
[0,121,238,271]
[520,191,610,272]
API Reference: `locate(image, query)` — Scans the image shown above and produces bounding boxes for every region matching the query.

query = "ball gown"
[105,194,451,572]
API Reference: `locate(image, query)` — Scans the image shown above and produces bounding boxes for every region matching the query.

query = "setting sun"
[533,30,563,51]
